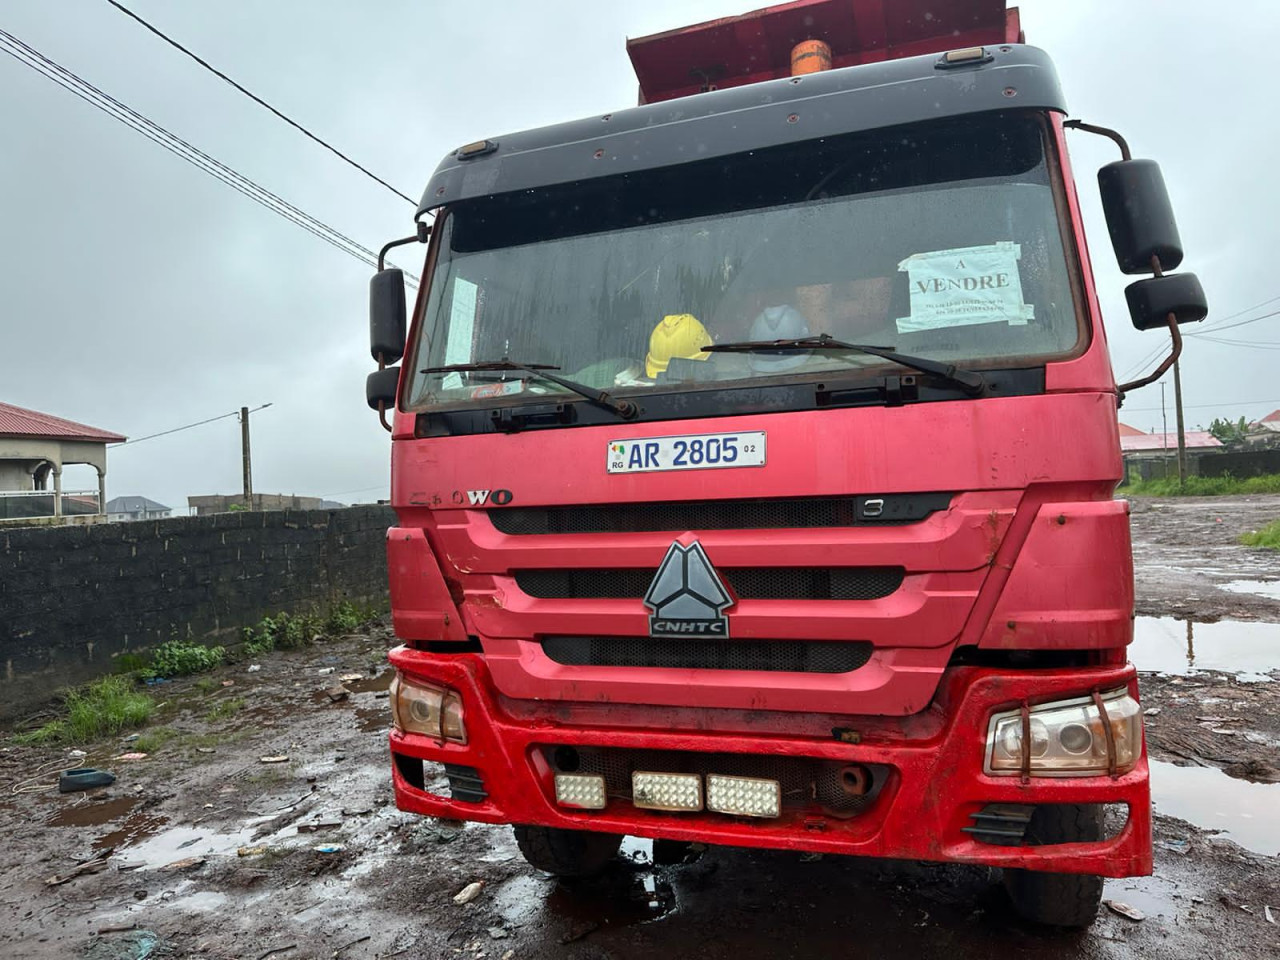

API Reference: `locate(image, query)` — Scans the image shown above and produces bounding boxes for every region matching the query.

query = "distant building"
[106,496,172,522]
[187,493,344,515]
[1118,426,1223,458]
[0,401,125,523]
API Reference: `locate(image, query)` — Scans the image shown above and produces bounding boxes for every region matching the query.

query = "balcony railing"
[0,490,101,520]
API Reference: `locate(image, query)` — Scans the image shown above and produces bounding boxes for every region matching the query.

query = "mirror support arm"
[1063,119,1131,161]
[378,221,431,270]
[1117,255,1181,400]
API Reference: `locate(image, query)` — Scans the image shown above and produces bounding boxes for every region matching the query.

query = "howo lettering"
[364,0,1208,927]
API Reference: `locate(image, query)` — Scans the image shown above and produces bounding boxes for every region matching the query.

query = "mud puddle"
[347,671,394,694]
[1131,617,1279,680]
[1220,579,1280,601]
[354,706,389,732]
[46,796,138,828]
[1150,759,1280,856]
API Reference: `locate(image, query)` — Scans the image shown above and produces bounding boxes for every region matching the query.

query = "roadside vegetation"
[1120,472,1280,497]
[1240,518,1280,550]
[13,675,154,744]
[10,600,382,748]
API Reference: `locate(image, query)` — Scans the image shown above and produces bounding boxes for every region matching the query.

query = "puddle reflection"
[1131,617,1279,679]
[1150,759,1280,856]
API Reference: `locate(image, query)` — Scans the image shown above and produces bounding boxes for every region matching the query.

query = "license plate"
[606,431,766,474]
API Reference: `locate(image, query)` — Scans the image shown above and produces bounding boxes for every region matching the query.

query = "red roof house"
[0,402,126,521]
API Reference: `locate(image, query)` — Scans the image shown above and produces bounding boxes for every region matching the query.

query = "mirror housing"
[1098,159,1184,274]
[366,366,401,411]
[370,269,407,364]
[1125,272,1208,331]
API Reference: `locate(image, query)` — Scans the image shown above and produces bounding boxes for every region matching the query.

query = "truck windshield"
[405,115,1081,412]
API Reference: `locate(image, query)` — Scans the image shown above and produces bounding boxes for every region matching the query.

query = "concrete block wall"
[0,505,395,718]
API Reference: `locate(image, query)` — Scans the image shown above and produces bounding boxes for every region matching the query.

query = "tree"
[1208,416,1250,445]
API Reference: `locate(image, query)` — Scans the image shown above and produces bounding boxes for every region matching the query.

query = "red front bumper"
[388,648,1151,877]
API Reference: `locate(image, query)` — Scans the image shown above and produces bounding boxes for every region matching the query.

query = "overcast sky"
[2,1,1277,509]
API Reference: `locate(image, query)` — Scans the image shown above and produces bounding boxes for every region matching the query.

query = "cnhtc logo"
[644,541,735,637]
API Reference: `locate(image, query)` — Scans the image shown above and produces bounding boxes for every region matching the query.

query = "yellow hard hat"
[645,313,711,378]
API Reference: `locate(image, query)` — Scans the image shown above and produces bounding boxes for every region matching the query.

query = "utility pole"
[1173,359,1187,487]
[1162,378,1172,478]
[240,406,252,509]
[238,403,272,509]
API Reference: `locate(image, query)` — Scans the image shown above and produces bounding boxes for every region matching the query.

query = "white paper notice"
[895,242,1034,334]
[441,277,478,390]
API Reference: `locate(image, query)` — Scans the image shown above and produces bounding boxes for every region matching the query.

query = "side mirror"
[1097,159,1183,274]
[370,269,407,364]
[366,366,401,410]
[1125,272,1208,331]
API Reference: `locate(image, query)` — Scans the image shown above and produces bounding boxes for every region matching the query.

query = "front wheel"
[1002,804,1105,927]
[513,825,622,878]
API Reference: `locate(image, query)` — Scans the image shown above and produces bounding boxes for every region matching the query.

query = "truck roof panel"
[417,44,1064,218]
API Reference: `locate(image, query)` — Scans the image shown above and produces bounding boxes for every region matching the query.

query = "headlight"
[390,674,467,743]
[985,688,1142,777]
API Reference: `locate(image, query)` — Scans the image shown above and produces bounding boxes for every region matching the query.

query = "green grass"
[1240,518,1280,550]
[134,726,178,754]
[144,638,225,679]
[193,677,221,695]
[205,696,245,722]
[13,676,155,745]
[1121,472,1280,497]
[242,601,381,656]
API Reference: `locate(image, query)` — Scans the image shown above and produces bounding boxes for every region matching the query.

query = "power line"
[104,0,417,206]
[0,28,417,287]
[111,409,241,447]
[1122,398,1280,413]
[1187,307,1280,338]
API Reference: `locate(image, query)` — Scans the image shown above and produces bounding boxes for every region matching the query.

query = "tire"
[513,825,622,878]
[1002,804,1105,928]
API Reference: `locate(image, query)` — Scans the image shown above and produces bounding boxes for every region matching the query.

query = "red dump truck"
[365,0,1206,926]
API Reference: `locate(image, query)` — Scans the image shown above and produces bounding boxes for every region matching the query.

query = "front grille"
[516,567,904,600]
[491,493,950,535]
[542,636,873,673]
[547,746,884,816]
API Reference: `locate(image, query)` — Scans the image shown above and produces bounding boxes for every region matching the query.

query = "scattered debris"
[297,818,343,833]
[325,685,351,703]
[68,749,87,760]
[259,755,290,764]
[248,664,262,673]
[221,679,236,687]
[339,673,364,683]
[82,929,162,960]
[97,922,139,934]
[799,852,823,862]
[1157,838,1190,854]
[487,926,509,940]
[454,881,485,904]
[1144,707,1161,717]
[163,856,206,871]
[333,935,372,957]
[1266,905,1276,924]
[318,667,336,676]
[46,849,112,886]
[58,767,116,793]
[341,806,373,817]
[255,945,297,960]
[1104,899,1146,921]
[115,752,148,761]
[420,819,464,844]
[313,844,344,854]
[237,846,268,857]
[196,747,216,754]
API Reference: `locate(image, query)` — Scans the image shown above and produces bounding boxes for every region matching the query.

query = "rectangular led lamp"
[554,773,607,810]
[632,771,703,812]
[706,774,782,818]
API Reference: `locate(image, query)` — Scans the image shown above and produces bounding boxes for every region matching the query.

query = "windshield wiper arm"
[422,357,638,419]
[704,334,987,395]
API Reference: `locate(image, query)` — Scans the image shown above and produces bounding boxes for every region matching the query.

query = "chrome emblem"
[644,541,735,637]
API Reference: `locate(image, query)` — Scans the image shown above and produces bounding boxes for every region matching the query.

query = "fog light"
[390,674,467,743]
[986,688,1142,777]
[555,774,607,810]
[632,772,702,811]
[706,774,781,818]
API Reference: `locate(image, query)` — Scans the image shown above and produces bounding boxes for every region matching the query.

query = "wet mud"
[1,495,1278,957]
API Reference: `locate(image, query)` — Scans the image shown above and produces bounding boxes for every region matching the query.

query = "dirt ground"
[2,494,1279,959]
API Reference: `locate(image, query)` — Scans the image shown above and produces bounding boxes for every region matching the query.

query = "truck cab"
[367,0,1206,927]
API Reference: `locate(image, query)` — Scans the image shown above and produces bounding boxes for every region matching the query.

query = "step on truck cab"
[365,0,1208,927]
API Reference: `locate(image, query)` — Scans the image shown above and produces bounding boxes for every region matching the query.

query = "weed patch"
[13,676,154,745]
[205,697,245,722]
[1121,472,1280,497]
[1241,518,1280,550]
[134,726,178,754]
[243,601,380,655]
[193,677,220,695]
[144,639,225,679]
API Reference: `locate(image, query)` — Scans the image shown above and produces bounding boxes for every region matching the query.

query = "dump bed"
[627,0,1022,103]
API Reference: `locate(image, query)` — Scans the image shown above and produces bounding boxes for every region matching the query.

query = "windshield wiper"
[422,358,638,419]
[703,334,987,396]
